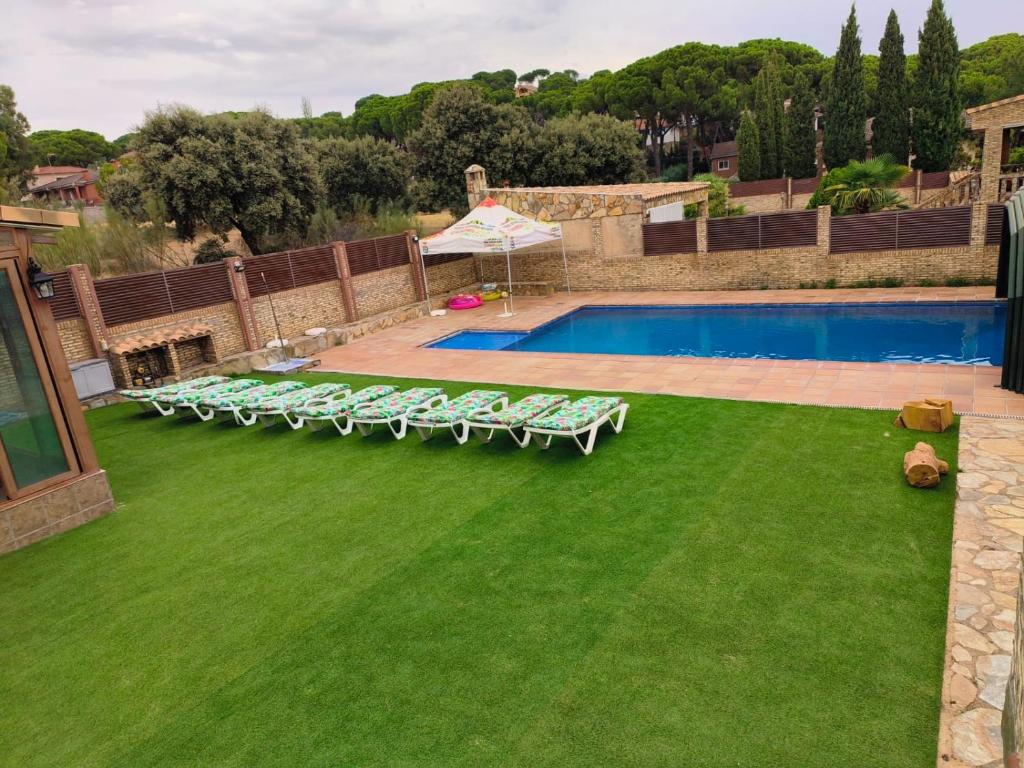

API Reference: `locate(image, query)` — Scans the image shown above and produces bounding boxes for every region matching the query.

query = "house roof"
[30,170,99,193]
[709,141,737,159]
[32,165,87,176]
[492,182,710,201]
[109,322,214,356]
[965,93,1024,115]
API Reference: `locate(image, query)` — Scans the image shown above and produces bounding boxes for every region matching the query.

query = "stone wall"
[425,258,478,294]
[476,243,999,291]
[351,264,418,319]
[0,470,115,554]
[108,301,247,358]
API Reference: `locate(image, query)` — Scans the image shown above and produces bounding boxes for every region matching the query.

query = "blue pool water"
[427,302,1007,365]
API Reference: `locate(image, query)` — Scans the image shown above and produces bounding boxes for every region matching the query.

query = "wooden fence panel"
[423,252,473,267]
[165,263,233,312]
[95,272,174,326]
[759,210,817,248]
[642,220,697,255]
[708,216,759,252]
[346,233,410,275]
[49,270,81,321]
[829,211,899,253]
[987,204,1006,245]
[729,178,787,198]
[289,245,338,288]
[896,207,971,250]
[244,252,292,297]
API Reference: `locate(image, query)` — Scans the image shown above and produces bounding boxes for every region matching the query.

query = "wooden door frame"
[0,227,98,501]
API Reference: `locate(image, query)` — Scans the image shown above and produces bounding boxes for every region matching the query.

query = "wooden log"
[903,441,950,488]
[893,398,954,432]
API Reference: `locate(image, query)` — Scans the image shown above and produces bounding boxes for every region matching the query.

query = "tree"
[913,0,961,171]
[529,113,646,186]
[736,110,761,181]
[28,129,116,167]
[102,167,146,222]
[824,6,866,169]
[783,71,818,178]
[135,106,321,254]
[691,173,745,217]
[958,33,1024,107]
[406,84,537,213]
[314,136,411,212]
[872,10,910,163]
[811,155,909,214]
[0,85,32,188]
[753,55,784,178]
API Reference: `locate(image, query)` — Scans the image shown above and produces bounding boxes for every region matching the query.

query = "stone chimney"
[465,164,488,208]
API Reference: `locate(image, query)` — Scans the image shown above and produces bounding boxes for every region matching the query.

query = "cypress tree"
[872,10,910,163]
[824,5,867,169]
[736,110,761,181]
[753,58,784,179]
[913,0,961,171]
[784,71,819,179]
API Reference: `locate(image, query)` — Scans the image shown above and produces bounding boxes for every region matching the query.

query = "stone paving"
[313,288,1024,416]
[938,417,1024,767]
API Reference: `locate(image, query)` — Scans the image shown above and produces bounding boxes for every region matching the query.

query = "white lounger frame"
[250,388,352,430]
[351,394,448,440]
[407,397,509,445]
[524,402,629,456]
[464,399,567,448]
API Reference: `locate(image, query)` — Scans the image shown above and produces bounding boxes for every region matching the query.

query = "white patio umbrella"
[418,197,569,316]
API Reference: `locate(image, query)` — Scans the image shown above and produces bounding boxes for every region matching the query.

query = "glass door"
[0,259,77,498]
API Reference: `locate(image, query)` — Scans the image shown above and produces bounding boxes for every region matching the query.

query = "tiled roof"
[32,165,87,175]
[709,140,737,159]
[109,322,213,355]
[492,182,710,200]
[31,170,99,193]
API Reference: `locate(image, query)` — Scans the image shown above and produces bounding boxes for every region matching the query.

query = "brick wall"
[56,318,93,363]
[107,301,247,357]
[351,264,418,318]
[425,258,477,294]
[476,243,998,291]
[250,281,346,344]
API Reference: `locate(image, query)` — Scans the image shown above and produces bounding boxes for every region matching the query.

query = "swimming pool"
[427,302,1007,365]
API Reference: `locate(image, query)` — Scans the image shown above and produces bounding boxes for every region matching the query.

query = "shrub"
[192,238,237,265]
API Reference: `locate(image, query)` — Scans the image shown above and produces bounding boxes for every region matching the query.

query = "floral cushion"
[293,385,397,419]
[119,375,227,401]
[250,383,350,414]
[527,396,624,432]
[352,387,445,421]
[413,390,507,424]
[471,394,568,427]
[164,379,262,405]
[205,381,306,409]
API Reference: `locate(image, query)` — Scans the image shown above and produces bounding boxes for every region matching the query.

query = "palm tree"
[822,155,910,215]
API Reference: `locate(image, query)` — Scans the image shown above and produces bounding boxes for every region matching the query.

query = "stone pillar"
[785,177,793,209]
[970,202,990,250]
[165,342,182,376]
[465,164,489,208]
[67,263,109,357]
[696,198,710,218]
[332,241,358,323]
[224,259,260,352]
[696,216,708,254]
[816,205,831,255]
[980,127,1004,203]
[914,169,923,205]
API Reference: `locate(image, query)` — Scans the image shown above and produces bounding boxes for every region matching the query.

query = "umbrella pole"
[419,249,434,316]
[505,246,515,316]
[560,238,571,293]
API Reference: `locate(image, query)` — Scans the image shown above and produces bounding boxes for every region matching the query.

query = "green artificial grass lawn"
[0,372,958,767]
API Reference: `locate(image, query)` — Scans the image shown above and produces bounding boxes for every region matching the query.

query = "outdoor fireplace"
[109,321,218,388]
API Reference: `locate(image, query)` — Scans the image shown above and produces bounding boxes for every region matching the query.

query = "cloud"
[3,0,1010,138]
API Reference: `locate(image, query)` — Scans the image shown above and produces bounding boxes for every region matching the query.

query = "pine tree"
[872,10,910,163]
[824,5,867,169]
[783,71,819,179]
[913,0,961,171]
[753,58,784,179]
[736,110,761,181]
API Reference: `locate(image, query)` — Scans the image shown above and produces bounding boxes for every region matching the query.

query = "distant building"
[25,166,102,206]
[513,82,537,98]
[708,140,738,178]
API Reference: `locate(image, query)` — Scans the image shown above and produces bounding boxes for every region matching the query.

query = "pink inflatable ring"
[448,294,482,310]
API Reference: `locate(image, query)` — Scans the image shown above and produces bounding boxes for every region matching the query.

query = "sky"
[3,0,1011,139]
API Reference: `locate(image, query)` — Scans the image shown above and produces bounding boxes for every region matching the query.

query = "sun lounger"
[464,393,569,448]
[407,389,508,444]
[293,385,399,435]
[162,378,264,420]
[247,382,351,429]
[523,396,628,456]
[350,387,447,440]
[204,381,308,425]
[120,376,229,415]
